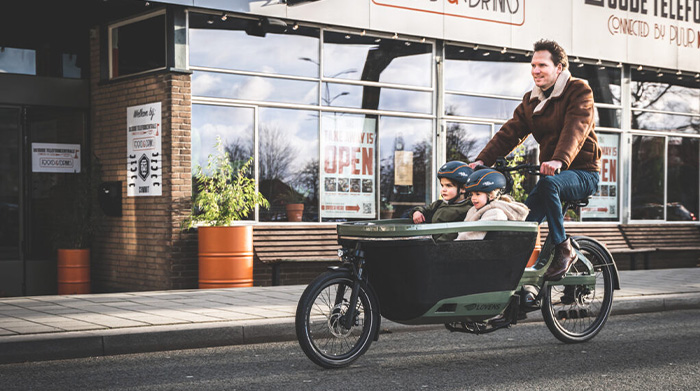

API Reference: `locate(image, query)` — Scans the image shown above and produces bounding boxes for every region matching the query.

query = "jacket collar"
[529,69,571,114]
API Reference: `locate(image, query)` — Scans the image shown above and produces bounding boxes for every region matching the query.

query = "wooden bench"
[253,224,340,285]
[620,224,700,259]
[540,223,656,269]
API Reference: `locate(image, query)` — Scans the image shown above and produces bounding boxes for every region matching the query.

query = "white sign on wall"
[31,143,81,173]
[127,102,162,196]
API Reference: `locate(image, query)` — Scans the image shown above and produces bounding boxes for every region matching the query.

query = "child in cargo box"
[408,161,473,242]
[455,169,529,241]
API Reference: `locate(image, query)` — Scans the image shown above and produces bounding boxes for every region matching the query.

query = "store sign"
[126,102,162,196]
[582,133,619,219]
[31,143,81,173]
[372,0,525,25]
[320,116,377,219]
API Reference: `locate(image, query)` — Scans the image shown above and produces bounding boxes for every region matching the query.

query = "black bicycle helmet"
[437,161,473,186]
[465,169,507,193]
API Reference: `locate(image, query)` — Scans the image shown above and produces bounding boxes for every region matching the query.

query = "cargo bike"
[295,162,620,368]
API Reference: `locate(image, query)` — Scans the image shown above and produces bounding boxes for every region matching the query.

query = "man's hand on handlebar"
[540,160,563,176]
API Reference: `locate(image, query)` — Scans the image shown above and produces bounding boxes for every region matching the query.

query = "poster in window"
[582,133,618,220]
[320,116,376,218]
[394,151,413,186]
[126,102,162,196]
[31,143,81,173]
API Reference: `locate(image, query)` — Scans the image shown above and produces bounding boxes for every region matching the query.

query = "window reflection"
[667,137,699,221]
[191,104,254,175]
[631,76,700,115]
[445,46,531,97]
[595,107,621,129]
[445,94,520,119]
[0,47,36,75]
[446,122,490,163]
[258,108,319,222]
[569,64,621,105]
[633,111,700,134]
[631,135,665,220]
[192,71,318,105]
[189,13,320,78]
[379,117,432,219]
[323,31,432,87]
[323,82,432,114]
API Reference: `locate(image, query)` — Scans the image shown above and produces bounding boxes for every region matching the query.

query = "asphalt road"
[1,309,699,391]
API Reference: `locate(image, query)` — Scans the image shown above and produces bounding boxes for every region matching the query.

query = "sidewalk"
[1,268,699,364]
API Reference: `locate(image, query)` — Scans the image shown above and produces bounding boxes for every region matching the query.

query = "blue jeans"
[525,170,600,245]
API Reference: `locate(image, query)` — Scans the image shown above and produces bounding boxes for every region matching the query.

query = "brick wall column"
[89,28,197,292]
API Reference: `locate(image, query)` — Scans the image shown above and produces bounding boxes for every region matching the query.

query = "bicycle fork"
[336,244,366,330]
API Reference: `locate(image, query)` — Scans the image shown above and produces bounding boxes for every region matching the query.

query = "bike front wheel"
[542,237,615,343]
[295,270,379,368]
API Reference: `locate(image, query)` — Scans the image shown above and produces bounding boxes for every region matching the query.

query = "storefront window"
[323,31,432,87]
[667,137,699,221]
[444,46,532,97]
[631,135,665,220]
[445,95,520,120]
[0,47,36,75]
[258,108,319,222]
[379,116,433,219]
[109,11,166,78]
[189,14,319,78]
[192,71,318,105]
[322,82,432,114]
[445,122,491,163]
[631,70,700,134]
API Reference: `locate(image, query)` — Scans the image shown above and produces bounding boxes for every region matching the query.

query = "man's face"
[531,50,563,90]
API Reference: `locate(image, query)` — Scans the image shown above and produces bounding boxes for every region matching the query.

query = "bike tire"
[542,237,615,343]
[295,270,379,368]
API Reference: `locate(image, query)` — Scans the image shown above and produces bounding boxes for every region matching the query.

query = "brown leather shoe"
[543,238,578,281]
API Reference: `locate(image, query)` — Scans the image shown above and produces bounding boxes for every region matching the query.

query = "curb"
[1,293,699,365]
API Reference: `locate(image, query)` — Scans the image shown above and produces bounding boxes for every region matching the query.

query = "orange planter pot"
[285,203,304,222]
[198,225,254,289]
[57,249,91,295]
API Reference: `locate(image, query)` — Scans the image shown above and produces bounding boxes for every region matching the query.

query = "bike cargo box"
[337,219,538,324]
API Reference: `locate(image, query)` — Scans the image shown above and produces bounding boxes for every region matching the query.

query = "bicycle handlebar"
[476,162,560,176]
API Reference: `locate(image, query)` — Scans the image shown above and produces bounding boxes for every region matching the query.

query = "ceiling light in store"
[392,32,398,39]
[500,47,507,54]
[360,30,366,36]
[221,13,228,21]
[420,37,426,43]
[695,73,700,79]
[292,23,299,30]
[617,62,622,68]
[637,65,643,71]
[473,45,479,50]
[525,51,530,56]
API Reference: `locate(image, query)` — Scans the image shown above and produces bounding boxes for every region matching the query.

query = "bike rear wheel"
[542,237,615,343]
[295,270,379,368]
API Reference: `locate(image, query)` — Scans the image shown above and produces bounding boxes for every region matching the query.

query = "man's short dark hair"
[533,39,568,70]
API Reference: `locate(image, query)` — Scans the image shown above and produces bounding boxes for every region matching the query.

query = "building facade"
[1,0,698,296]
